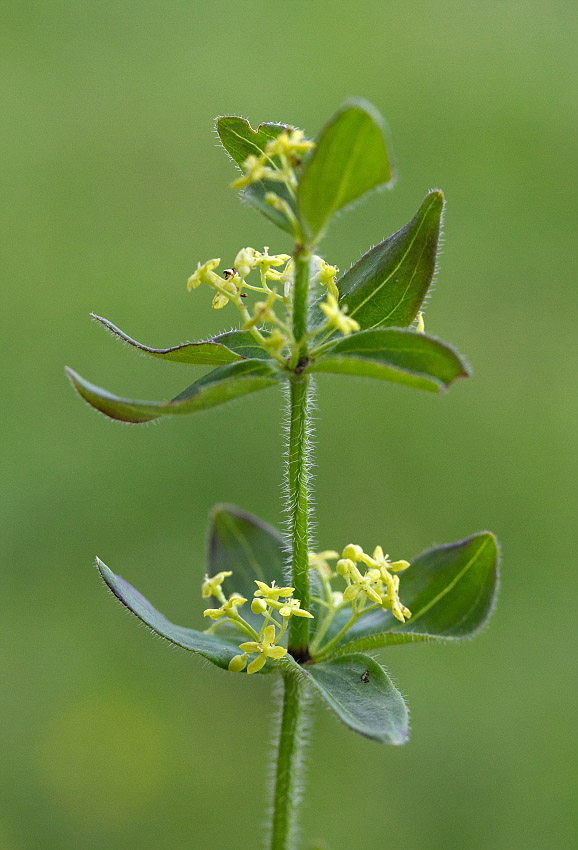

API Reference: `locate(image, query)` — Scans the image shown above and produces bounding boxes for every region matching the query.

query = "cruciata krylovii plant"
[67,99,499,850]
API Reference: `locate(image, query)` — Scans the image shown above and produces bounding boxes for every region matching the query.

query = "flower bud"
[228,654,247,673]
[251,597,268,615]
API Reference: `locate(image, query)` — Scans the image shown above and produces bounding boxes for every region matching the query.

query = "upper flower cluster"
[231,128,315,191]
[187,246,359,366]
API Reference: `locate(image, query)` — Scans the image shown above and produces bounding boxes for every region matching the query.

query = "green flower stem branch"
[67,99,499,850]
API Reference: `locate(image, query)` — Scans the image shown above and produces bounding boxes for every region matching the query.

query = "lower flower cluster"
[201,541,412,671]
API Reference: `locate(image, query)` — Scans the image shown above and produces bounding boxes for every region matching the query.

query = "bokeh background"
[2,1,577,848]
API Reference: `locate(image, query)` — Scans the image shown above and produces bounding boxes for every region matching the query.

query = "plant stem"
[270,247,312,848]
[287,374,311,657]
[287,248,312,658]
[270,671,308,850]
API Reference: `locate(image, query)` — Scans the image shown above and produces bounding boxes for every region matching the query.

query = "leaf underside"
[309,328,469,393]
[207,504,287,630]
[91,314,271,364]
[96,558,278,672]
[65,359,282,423]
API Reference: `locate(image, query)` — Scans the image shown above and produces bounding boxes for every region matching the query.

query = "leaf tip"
[428,187,445,205]
[64,365,80,388]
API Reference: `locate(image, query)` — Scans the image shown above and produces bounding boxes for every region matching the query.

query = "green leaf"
[327,533,499,655]
[216,115,296,234]
[96,558,273,672]
[216,116,287,166]
[66,359,283,423]
[315,190,444,332]
[304,654,408,744]
[308,328,469,393]
[297,98,393,243]
[92,314,271,364]
[207,504,287,630]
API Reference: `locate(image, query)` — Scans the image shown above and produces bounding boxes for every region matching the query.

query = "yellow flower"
[254,580,294,601]
[234,247,259,279]
[264,128,314,161]
[203,594,247,621]
[239,625,287,674]
[254,247,291,277]
[381,573,412,623]
[337,559,382,605]
[201,570,232,600]
[320,292,360,336]
[277,598,314,619]
[416,312,425,333]
[313,257,340,299]
[231,155,276,189]
[187,258,221,291]
[371,545,410,575]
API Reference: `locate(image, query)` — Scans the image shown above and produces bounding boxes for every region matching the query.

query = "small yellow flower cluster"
[186,245,362,366]
[310,544,412,624]
[232,128,315,191]
[228,580,314,674]
[201,571,313,674]
[338,544,411,622]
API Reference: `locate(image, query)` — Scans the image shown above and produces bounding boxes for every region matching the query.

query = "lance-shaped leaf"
[92,314,271,364]
[308,328,469,393]
[66,359,283,423]
[297,98,393,244]
[296,654,408,744]
[322,533,499,656]
[97,558,276,672]
[313,190,444,333]
[216,116,296,234]
[207,504,287,631]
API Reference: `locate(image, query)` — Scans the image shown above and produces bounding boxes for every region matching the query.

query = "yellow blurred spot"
[37,695,167,826]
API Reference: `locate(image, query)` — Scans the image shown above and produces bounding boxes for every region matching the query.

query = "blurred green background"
[2,1,577,848]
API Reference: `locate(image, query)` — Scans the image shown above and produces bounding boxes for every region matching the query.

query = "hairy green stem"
[270,246,313,849]
[287,247,312,657]
[287,374,311,656]
[270,672,308,850]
